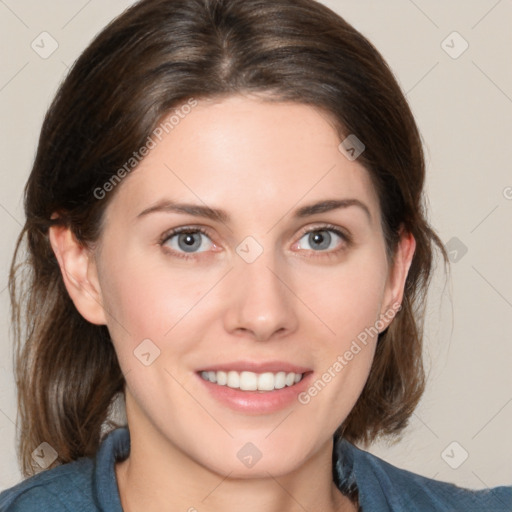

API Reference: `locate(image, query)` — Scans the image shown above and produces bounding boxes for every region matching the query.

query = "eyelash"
[159,226,214,261]
[158,224,352,261]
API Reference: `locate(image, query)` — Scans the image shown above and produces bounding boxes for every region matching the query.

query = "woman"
[0,0,510,510]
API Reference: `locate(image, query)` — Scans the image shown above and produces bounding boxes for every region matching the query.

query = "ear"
[48,223,107,325]
[379,228,416,327]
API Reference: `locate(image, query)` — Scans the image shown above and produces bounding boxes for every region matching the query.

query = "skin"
[49,94,415,512]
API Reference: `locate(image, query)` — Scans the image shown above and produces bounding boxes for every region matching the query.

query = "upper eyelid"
[297,224,349,238]
[160,225,210,243]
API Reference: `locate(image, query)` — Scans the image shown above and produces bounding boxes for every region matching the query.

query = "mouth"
[195,362,312,413]
[199,370,305,392]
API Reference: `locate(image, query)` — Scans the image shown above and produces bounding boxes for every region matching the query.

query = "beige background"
[1,0,511,492]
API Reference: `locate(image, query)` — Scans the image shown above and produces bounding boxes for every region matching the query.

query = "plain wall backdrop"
[1,0,511,492]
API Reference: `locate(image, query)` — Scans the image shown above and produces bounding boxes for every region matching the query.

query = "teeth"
[200,370,304,391]
[240,371,258,391]
[274,371,286,389]
[258,372,275,391]
[227,370,240,388]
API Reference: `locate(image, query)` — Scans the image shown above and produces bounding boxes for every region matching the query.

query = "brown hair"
[9,0,447,477]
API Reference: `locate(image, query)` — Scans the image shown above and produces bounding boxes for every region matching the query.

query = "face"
[66,95,411,477]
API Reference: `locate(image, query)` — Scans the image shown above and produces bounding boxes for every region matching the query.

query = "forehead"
[105,95,380,224]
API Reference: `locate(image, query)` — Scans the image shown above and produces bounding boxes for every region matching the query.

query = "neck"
[115,422,356,512]
[117,459,354,512]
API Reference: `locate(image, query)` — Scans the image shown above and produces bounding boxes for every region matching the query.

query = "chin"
[186,431,322,479]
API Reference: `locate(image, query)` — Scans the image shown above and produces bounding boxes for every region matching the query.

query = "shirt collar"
[93,427,130,512]
[93,427,369,511]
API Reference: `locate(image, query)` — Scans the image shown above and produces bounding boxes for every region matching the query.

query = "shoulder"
[0,457,95,511]
[0,427,129,512]
[335,438,512,511]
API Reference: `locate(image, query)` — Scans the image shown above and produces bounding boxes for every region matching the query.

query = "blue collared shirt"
[1,427,510,511]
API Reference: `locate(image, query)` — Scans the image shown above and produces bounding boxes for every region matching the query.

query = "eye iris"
[309,230,331,250]
[178,233,202,252]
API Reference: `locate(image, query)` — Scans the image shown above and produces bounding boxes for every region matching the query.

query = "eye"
[295,226,349,252]
[161,227,214,255]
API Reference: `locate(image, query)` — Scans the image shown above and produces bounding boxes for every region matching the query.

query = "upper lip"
[197,361,312,374]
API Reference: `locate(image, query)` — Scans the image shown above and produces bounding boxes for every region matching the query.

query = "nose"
[222,251,299,342]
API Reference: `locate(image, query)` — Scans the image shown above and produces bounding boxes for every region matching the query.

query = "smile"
[200,370,304,392]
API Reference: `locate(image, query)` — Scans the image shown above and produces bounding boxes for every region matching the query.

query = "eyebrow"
[136,198,371,223]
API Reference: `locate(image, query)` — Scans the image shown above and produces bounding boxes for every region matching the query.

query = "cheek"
[101,243,213,326]
[299,248,390,344]
[294,249,388,415]
[97,246,219,372]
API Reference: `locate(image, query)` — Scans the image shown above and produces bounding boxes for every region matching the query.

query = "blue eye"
[162,228,213,254]
[297,228,347,252]
[159,224,350,261]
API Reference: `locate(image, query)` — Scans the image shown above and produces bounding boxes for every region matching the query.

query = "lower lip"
[196,372,313,414]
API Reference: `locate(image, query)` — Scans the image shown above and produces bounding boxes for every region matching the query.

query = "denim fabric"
[1,427,510,511]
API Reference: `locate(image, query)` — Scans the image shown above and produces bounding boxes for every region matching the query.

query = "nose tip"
[222,258,298,342]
